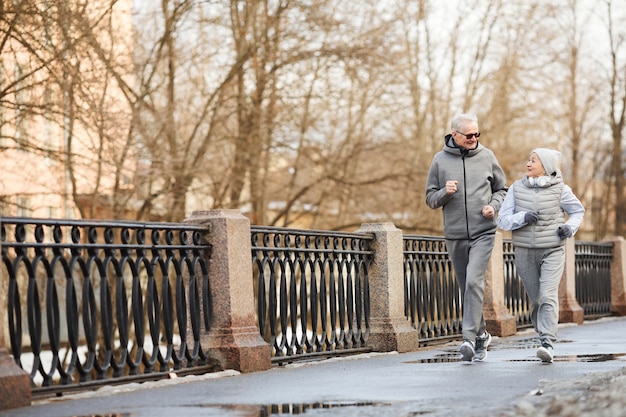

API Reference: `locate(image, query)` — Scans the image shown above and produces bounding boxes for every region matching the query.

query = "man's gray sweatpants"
[514,246,565,347]
[446,234,494,343]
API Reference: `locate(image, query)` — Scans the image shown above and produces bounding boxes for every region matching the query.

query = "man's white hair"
[450,113,478,131]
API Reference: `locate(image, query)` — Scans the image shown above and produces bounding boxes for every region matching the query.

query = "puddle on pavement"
[572,353,626,362]
[206,402,385,416]
[260,402,380,415]
[71,404,386,417]
[411,353,461,363]
[507,353,626,362]
[72,414,130,417]
[406,351,626,363]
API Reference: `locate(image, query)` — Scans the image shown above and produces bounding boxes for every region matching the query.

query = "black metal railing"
[251,226,374,363]
[575,241,613,318]
[403,235,462,343]
[502,239,533,328]
[1,217,214,395]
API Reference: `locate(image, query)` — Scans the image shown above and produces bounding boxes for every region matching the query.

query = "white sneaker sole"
[537,347,553,363]
[460,344,475,362]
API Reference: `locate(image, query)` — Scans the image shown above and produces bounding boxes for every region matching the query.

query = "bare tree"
[550,0,610,239]
[0,1,130,218]
[3,0,626,242]
[604,0,626,236]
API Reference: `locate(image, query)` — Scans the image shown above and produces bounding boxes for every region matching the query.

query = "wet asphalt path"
[3,317,625,417]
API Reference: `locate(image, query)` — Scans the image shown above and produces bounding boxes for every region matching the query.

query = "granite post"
[483,232,517,336]
[0,221,31,410]
[185,210,271,372]
[356,223,419,352]
[604,236,626,315]
[559,237,584,323]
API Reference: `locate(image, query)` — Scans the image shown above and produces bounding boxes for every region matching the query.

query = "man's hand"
[482,205,495,219]
[445,180,458,195]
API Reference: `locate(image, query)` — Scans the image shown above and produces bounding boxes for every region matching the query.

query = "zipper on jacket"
[531,187,539,246]
[462,155,470,239]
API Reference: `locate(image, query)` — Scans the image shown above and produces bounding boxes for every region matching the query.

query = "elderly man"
[425,112,508,362]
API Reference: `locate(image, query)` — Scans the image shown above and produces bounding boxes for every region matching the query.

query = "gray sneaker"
[537,342,554,363]
[460,340,475,362]
[474,331,492,362]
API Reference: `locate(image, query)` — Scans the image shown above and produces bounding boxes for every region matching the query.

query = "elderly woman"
[497,148,585,363]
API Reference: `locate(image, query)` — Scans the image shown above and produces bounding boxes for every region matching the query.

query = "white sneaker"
[474,331,492,362]
[460,340,475,362]
[537,343,554,363]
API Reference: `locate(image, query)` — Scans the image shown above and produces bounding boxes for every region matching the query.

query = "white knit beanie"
[532,148,561,176]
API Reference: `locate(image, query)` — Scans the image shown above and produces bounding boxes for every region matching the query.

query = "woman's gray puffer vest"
[511,173,564,248]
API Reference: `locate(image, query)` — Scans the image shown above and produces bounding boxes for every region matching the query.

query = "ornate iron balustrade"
[403,235,462,343]
[1,217,213,394]
[251,226,374,362]
[1,215,616,397]
[502,239,533,328]
[575,241,613,318]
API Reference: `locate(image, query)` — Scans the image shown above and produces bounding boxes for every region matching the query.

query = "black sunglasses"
[455,131,481,139]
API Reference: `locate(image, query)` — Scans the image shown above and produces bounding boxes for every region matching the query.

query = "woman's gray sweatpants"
[446,234,494,343]
[514,246,565,347]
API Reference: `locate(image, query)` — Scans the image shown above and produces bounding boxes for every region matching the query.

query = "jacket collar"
[443,134,483,156]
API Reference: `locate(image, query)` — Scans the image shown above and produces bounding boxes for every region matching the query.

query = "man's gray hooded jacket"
[426,134,508,240]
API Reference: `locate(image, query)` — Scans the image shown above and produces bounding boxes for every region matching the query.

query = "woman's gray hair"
[450,113,478,131]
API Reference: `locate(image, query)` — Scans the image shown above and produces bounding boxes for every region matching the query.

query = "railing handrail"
[1,216,205,231]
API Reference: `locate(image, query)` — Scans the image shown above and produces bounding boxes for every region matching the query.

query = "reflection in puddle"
[405,351,626,364]
[210,402,383,416]
[414,353,462,363]
[504,353,626,362]
[259,402,378,415]
[556,353,625,363]
[73,414,130,417]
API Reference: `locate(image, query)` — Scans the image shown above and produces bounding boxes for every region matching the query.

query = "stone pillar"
[483,232,517,336]
[356,223,419,352]
[0,221,31,410]
[604,236,626,315]
[0,350,30,411]
[559,237,584,323]
[185,210,271,373]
